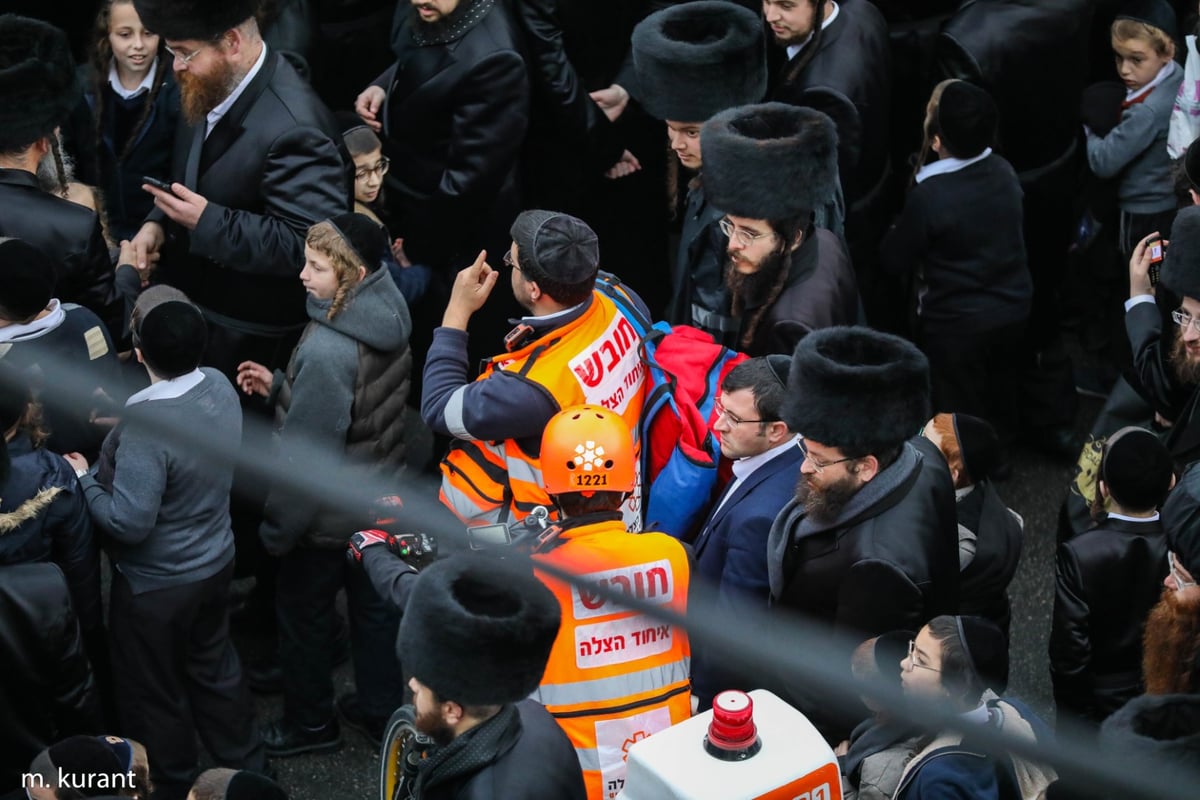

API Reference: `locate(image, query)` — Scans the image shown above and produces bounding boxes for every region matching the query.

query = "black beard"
[794,471,861,523]
[414,706,456,747]
[1170,330,1200,387]
[726,249,786,311]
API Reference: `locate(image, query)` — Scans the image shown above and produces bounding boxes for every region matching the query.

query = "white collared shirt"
[205,43,269,139]
[125,368,205,406]
[712,435,801,516]
[786,1,839,61]
[108,58,158,100]
[1107,511,1160,523]
[915,147,993,184]
[1126,60,1178,104]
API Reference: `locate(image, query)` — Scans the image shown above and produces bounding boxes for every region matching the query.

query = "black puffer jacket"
[0,562,103,791]
[1050,518,1167,725]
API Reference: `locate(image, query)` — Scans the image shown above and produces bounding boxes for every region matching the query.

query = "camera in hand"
[467,506,557,553]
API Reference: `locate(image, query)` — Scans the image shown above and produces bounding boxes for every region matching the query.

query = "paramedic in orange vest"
[421,210,650,526]
[529,405,692,800]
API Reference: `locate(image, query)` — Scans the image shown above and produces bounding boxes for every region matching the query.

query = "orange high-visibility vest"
[531,517,692,800]
[440,290,646,525]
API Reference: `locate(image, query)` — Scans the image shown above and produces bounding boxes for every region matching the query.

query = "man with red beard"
[1128,206,1200,468]
[765,326,959,740]
[698,102,859,356]
[126,0,348,380]
[1144,464,1200,695]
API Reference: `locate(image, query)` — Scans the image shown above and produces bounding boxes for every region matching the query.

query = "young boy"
[65,301,266,798]
[1086,1,1183,255]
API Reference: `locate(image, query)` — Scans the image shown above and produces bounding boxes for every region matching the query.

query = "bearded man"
[1128,206,1200,469]
[126,0,348,379]
[1145,464,1200,696]
[700,102,859,356]
[766,326,959,738]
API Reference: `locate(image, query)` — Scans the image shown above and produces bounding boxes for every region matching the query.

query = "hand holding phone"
[1147,236,1166,287]
[141,175,175,193]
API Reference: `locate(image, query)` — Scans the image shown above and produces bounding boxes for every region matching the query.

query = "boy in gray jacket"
[66,301,266,800]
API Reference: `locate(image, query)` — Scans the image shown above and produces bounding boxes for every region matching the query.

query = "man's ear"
[442,699,465,726]
[1098,479,1110,501]
[1190,188,1200,207]
[134,347,145,366]
[526,278,543,303]
[789,226,805,253]
[853,454,880,483]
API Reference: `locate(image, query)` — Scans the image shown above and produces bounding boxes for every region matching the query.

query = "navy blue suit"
[690,443,803,708]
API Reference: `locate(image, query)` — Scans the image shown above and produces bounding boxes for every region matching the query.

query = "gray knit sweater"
[79,368,240,594]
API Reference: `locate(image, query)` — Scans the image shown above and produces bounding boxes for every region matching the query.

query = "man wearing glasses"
[765,325,959,738]
[127,0,348,380]
[689,355,803,711]
[1127,206,1200,469]
[699,102,859,355]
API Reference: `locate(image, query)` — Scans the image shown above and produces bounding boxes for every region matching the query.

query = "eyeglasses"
[905,639,942,673]
[714,398,773,426]
[797,439,855,474]
[163,42,209,65]
[1170,551,1197,590]
[718,217,774,247]
[354,157,390,181]
[502,251,519,271]
[1172,310,1200,334]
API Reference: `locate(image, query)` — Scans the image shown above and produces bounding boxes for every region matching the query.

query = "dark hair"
[926,615,986,707]
[89,1,170,165]
[734,211,813,349]
[344,125,382,157]
[429,687,502,721]
[721,357,786,424]
[556,490,625,517]
[521,262,595,307]
[779,0,828,87]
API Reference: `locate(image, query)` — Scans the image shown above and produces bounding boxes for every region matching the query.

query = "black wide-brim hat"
[702,102,839,221]
[783,326,931,455]
[632,0,767,123]
[133,0,260,42]
[0,14,80,151]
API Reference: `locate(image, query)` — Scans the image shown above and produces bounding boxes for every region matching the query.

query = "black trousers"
[110,562,265,800]
[920,320,1027,438]
[277,546,406,728]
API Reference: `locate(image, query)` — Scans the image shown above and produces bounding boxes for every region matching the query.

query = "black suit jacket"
[156,49,349,331]
[767,0,891,207]
[0,169,120,334]
[375,5,529,271]
[1126,299,1200,466]
[1050,516,1167,724]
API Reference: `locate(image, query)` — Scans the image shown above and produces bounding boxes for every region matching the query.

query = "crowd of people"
[4,0,1200,798]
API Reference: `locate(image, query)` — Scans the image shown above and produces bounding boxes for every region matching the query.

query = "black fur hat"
[1162,206,1200,299]
[398,557,561,706]
[702,102,839,221]
[133,0,260,42]
[631,0,767,123]
[784,326,931,456]
[0,15,80,151]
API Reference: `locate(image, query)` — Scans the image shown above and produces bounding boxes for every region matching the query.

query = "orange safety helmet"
[540,404,636,496]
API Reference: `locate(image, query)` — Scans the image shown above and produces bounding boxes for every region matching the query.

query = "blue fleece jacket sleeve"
[420,327,560,441]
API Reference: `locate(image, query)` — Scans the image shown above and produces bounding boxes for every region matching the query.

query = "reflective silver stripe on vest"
[532,657,691,707]
[443,385,475,440]
[505,455,544,488]
[575,746,602,772]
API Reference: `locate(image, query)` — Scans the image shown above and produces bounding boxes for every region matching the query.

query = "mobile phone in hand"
[141,175,175,193]
[1148,236,1165,287]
